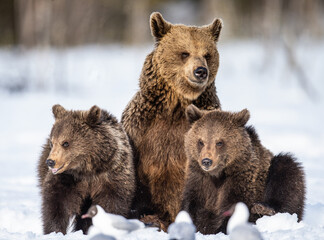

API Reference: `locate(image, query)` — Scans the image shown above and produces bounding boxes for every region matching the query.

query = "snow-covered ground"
[0,40,323,239]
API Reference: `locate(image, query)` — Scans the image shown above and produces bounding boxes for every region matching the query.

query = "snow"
[0,40,324,239]
[256,213,304,232]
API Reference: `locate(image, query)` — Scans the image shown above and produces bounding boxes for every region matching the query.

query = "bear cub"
[182,105,305,234]
[38,105,135,234]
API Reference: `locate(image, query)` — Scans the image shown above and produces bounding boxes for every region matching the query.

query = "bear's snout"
[201,158,213,168]
[46,159,56,168]
[194,67,208,81]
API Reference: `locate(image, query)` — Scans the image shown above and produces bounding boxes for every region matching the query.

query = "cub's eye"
[204,53,211,61]
[62,142,69,148]
[216,141,223,147]
[181,52,190,60]
[198,139,204,147]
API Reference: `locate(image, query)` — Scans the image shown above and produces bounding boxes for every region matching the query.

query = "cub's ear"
[233,109,250,127]
[52,104,66,119]
[87,105,102,125]
[206,18,222,42]
[150,12,171,41]
[186,104,204,124]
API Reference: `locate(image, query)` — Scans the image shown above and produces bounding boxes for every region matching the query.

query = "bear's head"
[46,104,117,175]
[150,12,222,101]
[184,105,251,177]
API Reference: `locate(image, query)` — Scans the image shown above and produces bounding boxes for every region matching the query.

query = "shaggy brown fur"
[38,105,135,234]
[182,105,305,234]
[260,153,305,219]
[121,12,222,224]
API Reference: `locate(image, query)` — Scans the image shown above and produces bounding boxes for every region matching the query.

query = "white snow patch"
[304,203,324,227]
[256,213,304,232]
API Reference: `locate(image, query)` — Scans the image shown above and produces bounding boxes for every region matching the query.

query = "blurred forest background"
[1,0,323,46]
[0,0,323,94]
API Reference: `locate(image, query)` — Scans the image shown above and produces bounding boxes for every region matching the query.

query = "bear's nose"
[46,159,56,168]
[201,158,213,168]
[194,67,208,80]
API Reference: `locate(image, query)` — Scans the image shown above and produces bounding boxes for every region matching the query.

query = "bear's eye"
[62,142,69,148]
[204,53,211,61]
[181,52,190,60]
[198,139,204,147]
[216,141,223,147]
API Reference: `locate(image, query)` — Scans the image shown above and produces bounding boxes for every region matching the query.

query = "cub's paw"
[140,214,168,232]
[251,203,276,216]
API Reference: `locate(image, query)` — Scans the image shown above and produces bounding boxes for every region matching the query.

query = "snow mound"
[256,213,304,232]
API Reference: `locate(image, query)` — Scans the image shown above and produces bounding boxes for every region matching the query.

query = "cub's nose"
[194,67,208,80]
[201,158,213,168]
[46,159,56,168]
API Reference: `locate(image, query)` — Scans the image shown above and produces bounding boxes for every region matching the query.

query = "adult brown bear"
[121,12,222,226]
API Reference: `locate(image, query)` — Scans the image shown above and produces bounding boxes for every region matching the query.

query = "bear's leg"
[129,180,154,219]
[42,174,84,234]
[193,208,228,234]
[73,196,93,234]
[93,184,131,218]
[263,153,305,220]
[181,185,226,234]
[149,172,184,224]
[181,186,200,222]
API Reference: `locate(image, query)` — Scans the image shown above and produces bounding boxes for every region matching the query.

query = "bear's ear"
[150,12,171,41]
[186,104,204,124]
[206,18,222,42]
[52,104,66,119]
[87,105,102,125]
[233,109,250,127]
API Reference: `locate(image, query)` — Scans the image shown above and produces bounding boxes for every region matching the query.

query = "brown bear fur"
[182,105,305,234]
[261,153,305,219]
[38,105,135,234]
[121,12,222,224]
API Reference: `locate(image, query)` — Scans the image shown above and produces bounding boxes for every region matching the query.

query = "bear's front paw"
[140,214,168,232]
[251,203,276,216]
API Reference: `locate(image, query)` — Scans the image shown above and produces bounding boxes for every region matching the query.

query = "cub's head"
[46,105,117,175]
[185,105,251,177]
[150,12,222,101]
